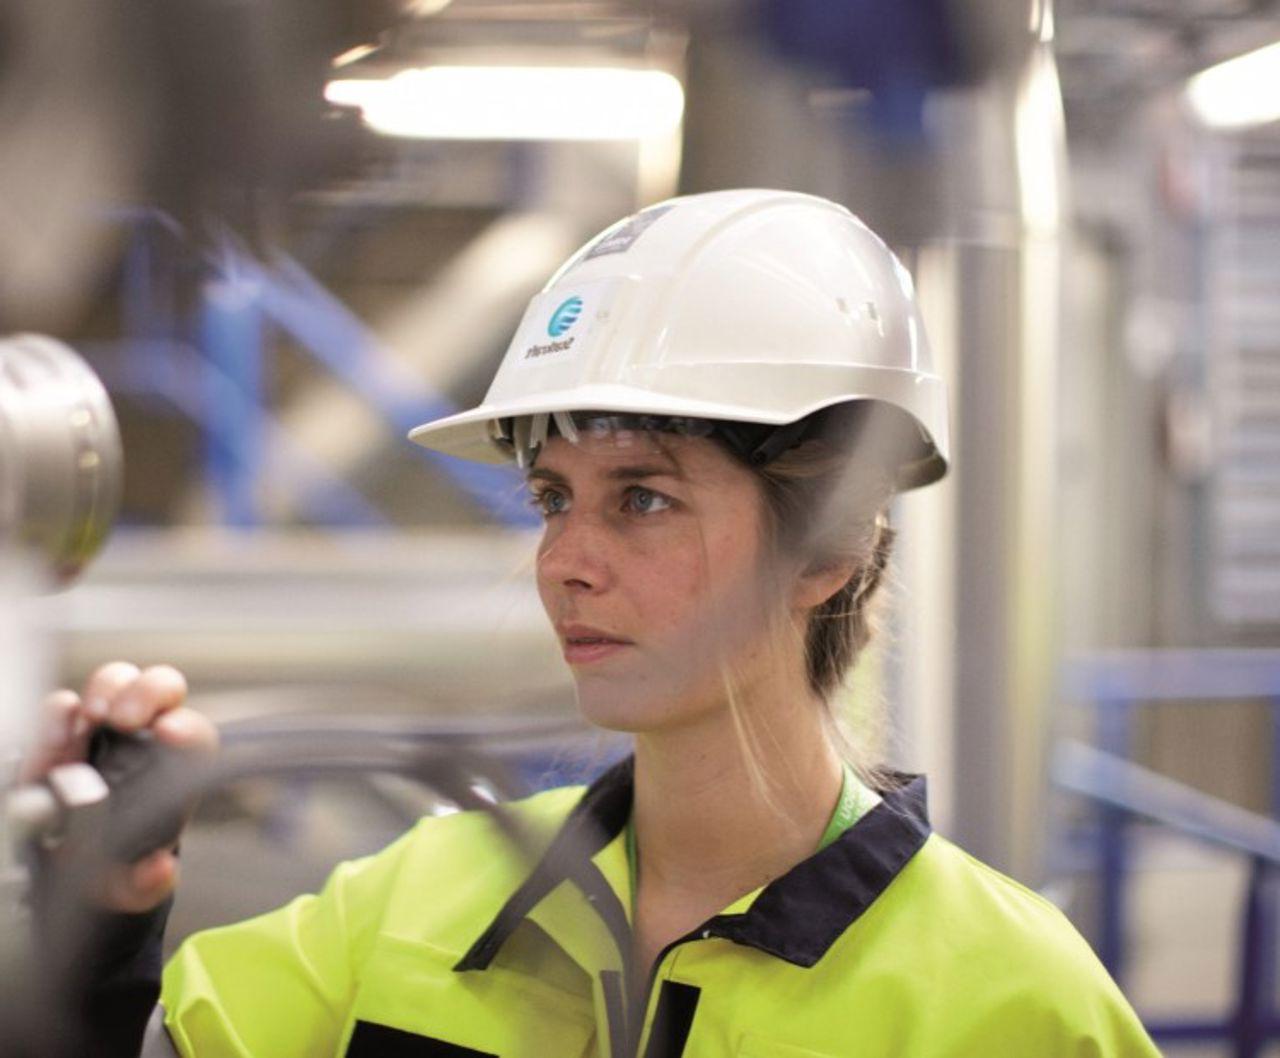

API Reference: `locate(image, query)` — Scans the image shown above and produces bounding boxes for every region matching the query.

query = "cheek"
[640,523,763,641]
[631,552,706,631]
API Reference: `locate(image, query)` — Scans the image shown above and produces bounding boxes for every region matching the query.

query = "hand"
[19,661,218,912]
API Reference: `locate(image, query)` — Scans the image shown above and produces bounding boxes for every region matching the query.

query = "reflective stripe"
[138,1005,179,1058]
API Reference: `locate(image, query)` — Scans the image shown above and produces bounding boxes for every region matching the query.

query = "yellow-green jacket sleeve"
[160,826,418,1058]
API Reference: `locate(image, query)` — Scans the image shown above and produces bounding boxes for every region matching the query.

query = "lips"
[558,624,633,665]
[560,623,631,644]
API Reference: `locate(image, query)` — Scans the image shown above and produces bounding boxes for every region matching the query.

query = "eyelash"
[528,485,673,518]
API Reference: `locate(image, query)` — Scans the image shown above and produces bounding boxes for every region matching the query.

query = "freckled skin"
[533,432,782,734]
[533,430,854,979]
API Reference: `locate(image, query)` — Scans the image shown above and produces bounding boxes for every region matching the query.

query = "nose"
[536,511,613,595]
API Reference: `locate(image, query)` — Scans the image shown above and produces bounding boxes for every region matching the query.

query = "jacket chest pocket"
[342,935,597,1058]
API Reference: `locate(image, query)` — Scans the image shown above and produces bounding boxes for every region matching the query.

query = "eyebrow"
[526,463,679,485]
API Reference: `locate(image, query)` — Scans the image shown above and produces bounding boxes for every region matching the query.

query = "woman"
[38,190,1159,1056]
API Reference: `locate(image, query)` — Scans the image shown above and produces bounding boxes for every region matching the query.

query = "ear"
[791,559,858,612]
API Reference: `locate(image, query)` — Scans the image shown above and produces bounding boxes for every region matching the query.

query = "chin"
[572,677,714,734]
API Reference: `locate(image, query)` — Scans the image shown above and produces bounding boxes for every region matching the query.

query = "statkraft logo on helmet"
[547,296,584,337]
[520,294,587,362]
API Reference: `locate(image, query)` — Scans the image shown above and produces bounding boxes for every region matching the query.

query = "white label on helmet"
[511,278,616,371]
[582,204,673,260]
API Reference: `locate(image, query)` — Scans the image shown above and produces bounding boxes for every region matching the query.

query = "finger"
[153,706,219,754]
[18,689,86,781]
[100,849,179,913]
[81,661,142,723]
[107,664,188,732]
[43,689,87,758]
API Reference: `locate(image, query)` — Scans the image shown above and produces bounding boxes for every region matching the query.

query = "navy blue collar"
[457,755,932,972]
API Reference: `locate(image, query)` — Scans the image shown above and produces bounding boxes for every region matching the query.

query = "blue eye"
[624,487,672,515]
[532,488,570,516]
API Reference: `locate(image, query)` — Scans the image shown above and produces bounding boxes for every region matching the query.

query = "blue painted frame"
[1058,650,1280,1055]
[101,210,536,529]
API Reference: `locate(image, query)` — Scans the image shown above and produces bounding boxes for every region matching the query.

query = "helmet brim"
[409,380,948,490]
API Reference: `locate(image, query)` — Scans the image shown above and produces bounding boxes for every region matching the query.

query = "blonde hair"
[715,406,905,808]
[756,447,895,697]
[765,443,895,758]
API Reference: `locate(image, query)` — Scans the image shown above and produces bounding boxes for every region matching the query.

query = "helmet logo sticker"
[512,278,616,370]
[547,296,584,338]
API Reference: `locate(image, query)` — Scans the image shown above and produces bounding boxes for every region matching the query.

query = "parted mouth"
[558,623,634,646]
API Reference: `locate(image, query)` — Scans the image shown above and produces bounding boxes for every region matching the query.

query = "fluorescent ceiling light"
[1186,40,1280,129]
[325,66,685,141]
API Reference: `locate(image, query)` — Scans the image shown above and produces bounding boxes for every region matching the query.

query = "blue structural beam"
[1235,858,1279,1058]
[1058,651,1280,1054]
[112,208,536,528]
[119,217,194,419]
[1054,740,1280,863]
[1065,649,1280,702]
[1094,696,1135,979]
[1054,738,1280,1055]
[85,339,388,527]
[236,251,537,528]
[198,276,265,527]
[111,209,392,527]
[1272,700,1280,823]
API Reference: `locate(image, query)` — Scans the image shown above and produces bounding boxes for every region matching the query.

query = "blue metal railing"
[1057,649,1280,1056]
[98,210,535,529]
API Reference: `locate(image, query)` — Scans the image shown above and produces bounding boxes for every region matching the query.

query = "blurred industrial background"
[3,0,1280,1053]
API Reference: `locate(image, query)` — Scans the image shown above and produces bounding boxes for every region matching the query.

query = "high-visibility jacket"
[160,757,1161,1057]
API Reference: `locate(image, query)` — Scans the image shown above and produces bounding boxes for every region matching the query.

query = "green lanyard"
[625,762,871,914]
[818,761,868,851]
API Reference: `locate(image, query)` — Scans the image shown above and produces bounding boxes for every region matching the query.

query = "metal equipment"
[0,334,125,1055]
[0,334,123,583]
[1,333,124,815]
[0,341,627,1055]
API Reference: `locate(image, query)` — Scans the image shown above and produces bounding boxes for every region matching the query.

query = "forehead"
[529,430,744,486]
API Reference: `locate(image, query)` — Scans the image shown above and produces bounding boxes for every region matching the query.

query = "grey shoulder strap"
[138,1004,180,1058]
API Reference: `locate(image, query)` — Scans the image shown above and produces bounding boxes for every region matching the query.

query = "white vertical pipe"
[901,3,1067,880]
[895,245,960,837]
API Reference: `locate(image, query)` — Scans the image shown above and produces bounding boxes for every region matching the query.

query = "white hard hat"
[409,188,949,490]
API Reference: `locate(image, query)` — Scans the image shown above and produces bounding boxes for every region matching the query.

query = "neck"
[630,689,844,901]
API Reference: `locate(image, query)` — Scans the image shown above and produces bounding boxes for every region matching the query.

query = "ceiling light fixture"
[325,66,685,141]
[1186,39,1280,130]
